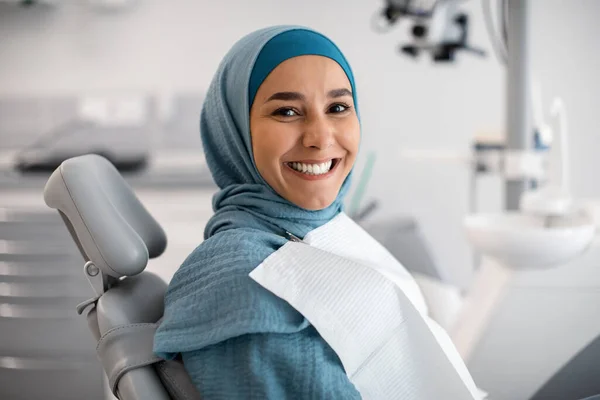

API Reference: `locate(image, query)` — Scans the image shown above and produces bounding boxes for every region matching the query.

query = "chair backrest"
[44,154,201,400]
[44,154,166,279]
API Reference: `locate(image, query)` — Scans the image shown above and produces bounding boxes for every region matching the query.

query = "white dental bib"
[250,213,480,400]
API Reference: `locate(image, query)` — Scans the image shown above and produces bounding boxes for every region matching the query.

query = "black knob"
[412,24,427,38]
[455,14,468,25]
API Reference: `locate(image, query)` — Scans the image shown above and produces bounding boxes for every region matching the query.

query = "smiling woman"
[250,55,360,210]
[152,24,481,400]
[153,26,363,400]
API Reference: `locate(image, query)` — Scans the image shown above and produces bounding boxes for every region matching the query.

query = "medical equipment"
[14,96,151,174]
[370,2,600,399]
[458,209,600,399]
[373,0,529,210]
[14,120,149,174]
[455,91,598,399]
[369,148,600,400]
[373,0,486,62]
[43,154,201,400]
[520,96,572,217]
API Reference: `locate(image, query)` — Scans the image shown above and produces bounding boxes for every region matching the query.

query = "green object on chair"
[348,151,377,218]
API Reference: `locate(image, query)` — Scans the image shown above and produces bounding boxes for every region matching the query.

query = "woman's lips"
[283,158,341,181]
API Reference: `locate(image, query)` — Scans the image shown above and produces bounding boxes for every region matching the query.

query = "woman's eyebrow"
[265,88,352,103]
[328,88,353,98]
[266,92,305,102]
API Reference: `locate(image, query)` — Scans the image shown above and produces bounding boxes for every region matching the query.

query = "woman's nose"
[302,116,335,150]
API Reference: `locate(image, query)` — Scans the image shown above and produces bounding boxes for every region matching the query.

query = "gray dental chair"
[43,154,201,400]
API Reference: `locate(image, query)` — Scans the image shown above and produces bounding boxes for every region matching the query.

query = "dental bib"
[250,213,480,400]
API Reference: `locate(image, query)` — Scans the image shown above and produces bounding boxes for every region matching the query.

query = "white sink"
[465,212,596,269]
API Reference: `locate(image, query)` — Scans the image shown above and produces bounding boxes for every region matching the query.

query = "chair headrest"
[44,154,167,278]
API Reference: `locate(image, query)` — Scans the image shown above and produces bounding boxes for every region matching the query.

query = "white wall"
[1,0,598,287]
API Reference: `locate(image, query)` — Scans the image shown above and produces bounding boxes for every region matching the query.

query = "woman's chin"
[289,194,337,211]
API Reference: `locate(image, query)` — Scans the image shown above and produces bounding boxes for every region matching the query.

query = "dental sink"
[464,212,596,269]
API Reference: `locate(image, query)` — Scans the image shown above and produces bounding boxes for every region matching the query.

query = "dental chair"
[43,154,201,400]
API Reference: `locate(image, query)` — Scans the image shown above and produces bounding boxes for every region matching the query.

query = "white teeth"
[288,160,334,175]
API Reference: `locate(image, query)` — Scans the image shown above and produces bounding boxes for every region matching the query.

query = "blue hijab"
[202,26,358,240]
[154,26,359,359]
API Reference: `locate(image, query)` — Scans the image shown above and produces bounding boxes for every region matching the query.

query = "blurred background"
[0,1,599,399]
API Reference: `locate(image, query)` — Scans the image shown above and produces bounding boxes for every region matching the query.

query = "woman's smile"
[283,158,342,181]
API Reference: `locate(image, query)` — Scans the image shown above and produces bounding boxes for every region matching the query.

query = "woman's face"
[250,55,360,211]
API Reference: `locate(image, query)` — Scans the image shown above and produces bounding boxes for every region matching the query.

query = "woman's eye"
[329,103,350,113]
[273,108,298,117]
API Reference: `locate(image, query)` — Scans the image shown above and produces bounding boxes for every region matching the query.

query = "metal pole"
[505,0,531,210]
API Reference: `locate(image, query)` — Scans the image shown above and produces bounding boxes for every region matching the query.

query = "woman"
[154,26,363,398]
[154,26,480,400]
